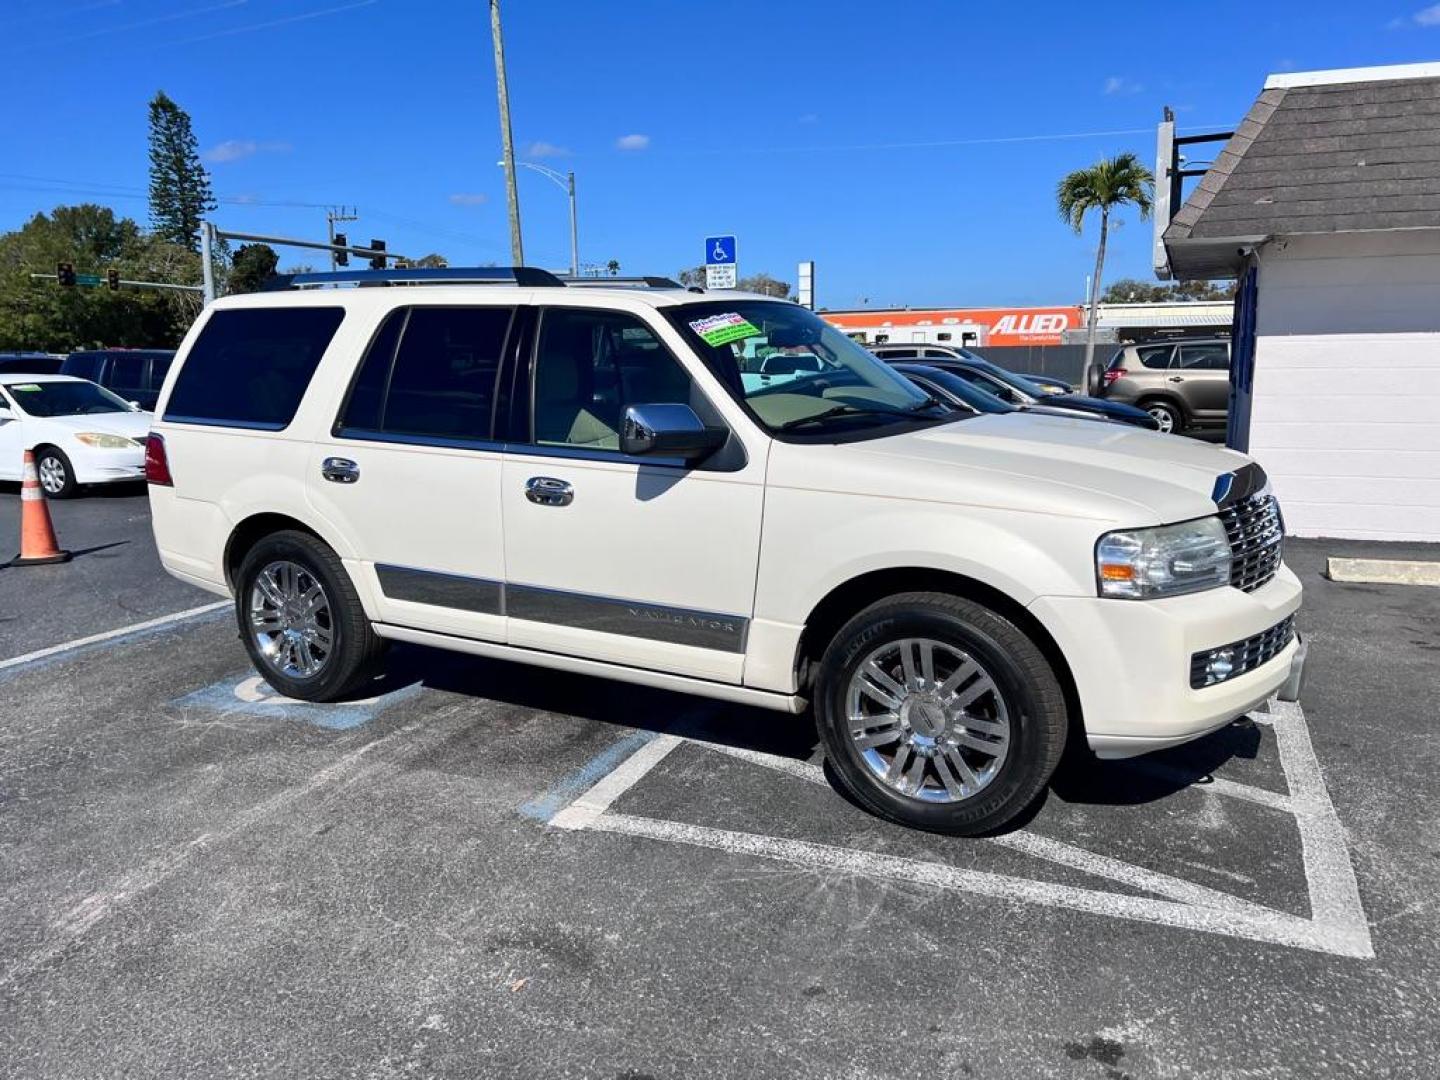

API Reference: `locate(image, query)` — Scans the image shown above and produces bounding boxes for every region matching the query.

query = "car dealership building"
[1157,61,1440,543]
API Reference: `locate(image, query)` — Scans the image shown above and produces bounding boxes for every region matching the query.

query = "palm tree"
[1057,152,1154,392]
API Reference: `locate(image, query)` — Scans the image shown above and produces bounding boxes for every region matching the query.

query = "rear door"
[305,303,517,643]
[107,353,149,406]
[497,304,764,683]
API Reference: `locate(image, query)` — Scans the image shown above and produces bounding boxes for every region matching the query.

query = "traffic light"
[107,268,121,291]
[57,261,76,287]
[333,232,349,267]
[368,238,386,270]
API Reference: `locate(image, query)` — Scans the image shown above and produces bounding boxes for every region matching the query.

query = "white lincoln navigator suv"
[146,268,1303,835]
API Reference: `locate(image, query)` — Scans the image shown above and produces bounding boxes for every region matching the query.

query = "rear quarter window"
[164,307,345,429]
[1136,345,1174,369]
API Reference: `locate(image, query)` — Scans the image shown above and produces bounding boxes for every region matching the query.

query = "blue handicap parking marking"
[170,673,423,731]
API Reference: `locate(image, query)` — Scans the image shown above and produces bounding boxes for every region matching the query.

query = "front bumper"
[70,445,145,484]
[1028,563,1303,759]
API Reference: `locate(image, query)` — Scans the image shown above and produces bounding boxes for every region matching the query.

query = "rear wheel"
[814,592,1067,835]
[235,530,384,702]
[35,447,78,498]
[1142,400,1182,434]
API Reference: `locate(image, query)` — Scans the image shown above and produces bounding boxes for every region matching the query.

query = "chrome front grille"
[1219,492,1283,592]
[1190,615,1297,689]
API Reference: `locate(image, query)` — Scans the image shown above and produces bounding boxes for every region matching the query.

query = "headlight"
[74,432,141,449]
[1096,517,1232,599]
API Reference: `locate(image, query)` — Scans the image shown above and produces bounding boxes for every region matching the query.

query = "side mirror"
[129,400,142,411]
[0,404,13,422]
[621,403,727,462]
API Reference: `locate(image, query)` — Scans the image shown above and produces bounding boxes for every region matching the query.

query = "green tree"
[0,204,192,351]
[227,243,280,294]
[410,253,448,268]
[1057,152,1154,389]
[606,259,621,276]
[147,91,216,252]
[1101,277,1235,303]
[738,272,791,298]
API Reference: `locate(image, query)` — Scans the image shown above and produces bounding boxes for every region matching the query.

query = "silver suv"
[1100,339,1230,434]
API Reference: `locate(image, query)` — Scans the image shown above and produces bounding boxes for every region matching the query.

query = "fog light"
[1203,648,1236,685]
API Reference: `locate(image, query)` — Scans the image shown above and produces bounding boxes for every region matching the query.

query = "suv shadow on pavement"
[353,639,1263,832]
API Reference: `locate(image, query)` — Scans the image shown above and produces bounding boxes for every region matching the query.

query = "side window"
[338,306,511,441]
[531,308,695,450]
[109,354,146,396]
[146,355,173,391]
[164,307,345,429]
[1177,343,1230,371]
[881,347,918,359]
[1136,345,1174,369]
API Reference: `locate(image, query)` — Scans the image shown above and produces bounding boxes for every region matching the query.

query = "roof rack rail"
[553,275,684,289]
[264,266,565,290]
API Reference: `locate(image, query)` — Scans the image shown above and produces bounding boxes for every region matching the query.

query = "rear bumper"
[1029,564,1303,759]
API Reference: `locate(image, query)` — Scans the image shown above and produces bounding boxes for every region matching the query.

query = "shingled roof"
[1164,63,1440,271]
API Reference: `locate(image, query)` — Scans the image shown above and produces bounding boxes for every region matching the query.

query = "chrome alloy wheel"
[845,637,1011,803]
[1146,405,1176,434]
[248,560,334,679]
[38,454,67,494]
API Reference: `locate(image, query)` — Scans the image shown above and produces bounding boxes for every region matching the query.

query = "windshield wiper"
[778,397,948,432]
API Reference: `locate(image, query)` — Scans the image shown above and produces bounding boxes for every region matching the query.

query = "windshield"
[903,366,1015,415]
[3,380,131,417]
[665,301,947,435]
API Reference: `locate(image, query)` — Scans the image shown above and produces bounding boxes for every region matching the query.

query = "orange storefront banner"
[822,306,1083,347]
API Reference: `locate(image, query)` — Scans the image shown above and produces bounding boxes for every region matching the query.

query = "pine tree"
[147,91,216,252]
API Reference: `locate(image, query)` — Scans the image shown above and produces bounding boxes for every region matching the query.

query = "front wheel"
[814,592,1068,835]
[35,447,78,498]
[235,530,385,702]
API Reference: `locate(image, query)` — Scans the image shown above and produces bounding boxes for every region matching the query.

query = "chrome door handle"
[1167,375,1185,382]
[525,476,573,507]
[321,457,360,484]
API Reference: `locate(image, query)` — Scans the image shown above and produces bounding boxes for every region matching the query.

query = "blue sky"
[3,0,1439,308]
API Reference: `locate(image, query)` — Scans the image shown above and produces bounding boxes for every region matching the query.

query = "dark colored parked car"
[895,364,1149,427]
[875,351,1159,430]
[61,349,174,411]
[1099,339,1230,435]
[0,352,63,374]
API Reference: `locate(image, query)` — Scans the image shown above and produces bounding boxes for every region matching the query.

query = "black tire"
[814,591,1068,836]
[1141,399,1183,435]
[234,529,385,702]
[35,446,78,499]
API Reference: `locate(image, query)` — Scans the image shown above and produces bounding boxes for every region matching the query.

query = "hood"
[812,413,1251,526]
[1042,394,1153,424]
[40,410,152,440]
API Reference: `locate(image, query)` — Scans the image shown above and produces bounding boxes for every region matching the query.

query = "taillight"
[1103,367,1127,385]
[144,433,173,486]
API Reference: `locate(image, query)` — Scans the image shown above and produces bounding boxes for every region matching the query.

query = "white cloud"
[1102,76,1143,96]
[1413,3,1440,24]
[202,138,290,163]
[448,193,489,206]
[615,133,651,151]
[523,140,570,158]
[797,112,820,124]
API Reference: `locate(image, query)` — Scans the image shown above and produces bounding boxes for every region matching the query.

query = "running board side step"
[372,623,809,714]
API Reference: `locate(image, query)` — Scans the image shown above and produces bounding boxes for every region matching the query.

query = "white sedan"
[0,375,151,497]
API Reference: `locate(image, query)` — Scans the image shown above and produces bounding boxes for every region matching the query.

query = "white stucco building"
[1158,62,1440,543]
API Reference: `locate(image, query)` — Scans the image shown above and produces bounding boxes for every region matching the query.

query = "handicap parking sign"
[705,235,736,265]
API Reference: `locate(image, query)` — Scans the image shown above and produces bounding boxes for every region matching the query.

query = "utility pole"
[489,0,524,265]
[326,206,358,271]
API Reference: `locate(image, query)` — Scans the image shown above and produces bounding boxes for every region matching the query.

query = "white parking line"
[545,703,1375,959]
[0,600,229,673]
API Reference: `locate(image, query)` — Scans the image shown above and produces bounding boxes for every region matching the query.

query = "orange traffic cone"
[8,449,71,567]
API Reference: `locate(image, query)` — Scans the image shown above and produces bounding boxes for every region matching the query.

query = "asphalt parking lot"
[2,486,1438,1079]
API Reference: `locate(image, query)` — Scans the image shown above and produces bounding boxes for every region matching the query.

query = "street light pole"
[498,160,578,275]
[488,0,524,265]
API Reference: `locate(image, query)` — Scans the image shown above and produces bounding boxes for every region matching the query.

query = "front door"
[306,303,517,643]
[499,305,764,683]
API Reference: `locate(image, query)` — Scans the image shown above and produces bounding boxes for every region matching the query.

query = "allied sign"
[704,234,737,290]
[821,306,1084,347]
